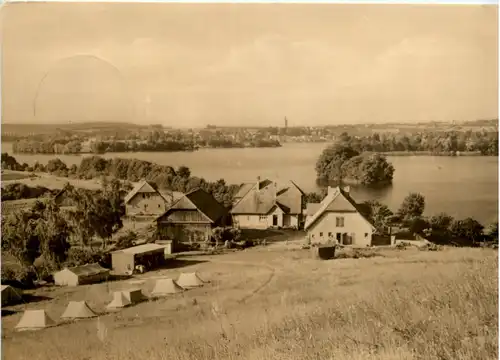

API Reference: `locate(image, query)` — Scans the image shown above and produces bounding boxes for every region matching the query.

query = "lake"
[2,142,498,224]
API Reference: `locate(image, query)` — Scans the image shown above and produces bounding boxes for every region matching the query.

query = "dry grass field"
[2,245,497,360]
[1,170,103,191]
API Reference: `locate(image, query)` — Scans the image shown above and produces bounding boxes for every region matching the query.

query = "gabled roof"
[124,181,159,203]
[304,186,375,231]
[234,179,273,200]
[230,183,276,215]
[156,188,227,224]
[275,181,304,215]
[158,190,184,204]
[231,179,304,215]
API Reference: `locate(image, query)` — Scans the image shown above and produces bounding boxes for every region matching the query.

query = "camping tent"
[15,309,56,331]
[61,301,98,320]
[151,278,184,296]
[53,264,110,286]
[106,291,132,310]
[1,285,23,306]
[121,288,145,304]
[177,272,204,288]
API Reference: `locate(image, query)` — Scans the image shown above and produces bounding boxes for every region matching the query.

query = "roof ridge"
[304,189,340,230]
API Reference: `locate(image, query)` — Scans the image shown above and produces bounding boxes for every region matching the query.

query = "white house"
[304,186,376,247]
[230,177,305,229]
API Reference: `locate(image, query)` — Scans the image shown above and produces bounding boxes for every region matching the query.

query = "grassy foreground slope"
[2,247,497,360]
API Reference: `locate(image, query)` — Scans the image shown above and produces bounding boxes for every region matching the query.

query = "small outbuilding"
[53,263,110,287]
[111,243,167,275]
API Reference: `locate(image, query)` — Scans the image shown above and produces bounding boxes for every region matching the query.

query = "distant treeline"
[1,153,240,207]
[9,129,281,155]
[333,131,498,156]
[8,126,497,156]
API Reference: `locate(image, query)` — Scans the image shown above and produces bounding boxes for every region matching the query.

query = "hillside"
[1,246,497,360]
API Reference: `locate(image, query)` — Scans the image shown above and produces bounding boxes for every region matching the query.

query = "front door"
[272,215,278,226]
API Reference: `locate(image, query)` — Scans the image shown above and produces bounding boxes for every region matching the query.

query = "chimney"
[327,186,335,195]
[343,186,350,194]
[256,176,261,190]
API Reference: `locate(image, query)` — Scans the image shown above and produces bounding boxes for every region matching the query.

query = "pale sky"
[1,3,498,127]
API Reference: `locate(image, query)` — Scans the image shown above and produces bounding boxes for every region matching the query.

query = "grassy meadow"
[2,245,497,360]
[1,170,103,191]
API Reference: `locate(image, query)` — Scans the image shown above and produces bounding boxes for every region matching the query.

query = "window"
[158,204,161,208]
[365,233,368,237]
[247,216,250,220]
[328,232,332,237]
[142,194,145,199]
[259,215,267,221]
[311,234,315,239]
[336,217,345,227]
[319,232,323,237]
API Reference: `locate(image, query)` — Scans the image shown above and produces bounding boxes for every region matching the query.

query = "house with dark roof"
[230,177,305,229]
[124,180,182,217]
[155,188,229,246]
[304,186,376,247]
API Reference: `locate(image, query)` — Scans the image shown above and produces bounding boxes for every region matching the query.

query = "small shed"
[111,244,167,275]
[53,263,110,286]
[156,239,173,255]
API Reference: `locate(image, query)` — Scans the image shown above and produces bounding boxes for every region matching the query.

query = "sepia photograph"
[0,1,498,359]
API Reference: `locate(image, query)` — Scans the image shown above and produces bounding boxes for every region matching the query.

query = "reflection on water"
[2,142,498,224]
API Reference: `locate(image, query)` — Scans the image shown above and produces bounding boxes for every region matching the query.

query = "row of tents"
[13,272,205,332]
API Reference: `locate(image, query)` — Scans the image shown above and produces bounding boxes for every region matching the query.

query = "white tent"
[151,278,184,296]
[177,272,204,288]
[15,309,56,331]
[1,285,23,306]
[106,291,132,310]
[61,301,97,320]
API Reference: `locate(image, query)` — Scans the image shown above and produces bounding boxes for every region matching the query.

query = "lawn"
[2,246,497,360]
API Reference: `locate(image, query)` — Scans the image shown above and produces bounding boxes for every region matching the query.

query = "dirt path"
[185,257,277,304]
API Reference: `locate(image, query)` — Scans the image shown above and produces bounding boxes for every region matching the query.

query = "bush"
[1,183,53,201]
[111,231,137,251]
[1,263,36,288]
[64,247,108,268]
[33,255,61,282]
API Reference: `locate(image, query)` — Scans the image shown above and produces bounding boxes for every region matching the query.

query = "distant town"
[2,118,498,155]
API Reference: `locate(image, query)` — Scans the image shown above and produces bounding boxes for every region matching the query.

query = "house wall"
[111,253,136,275]
[307,212,373,247]
[283,214,299,228]
[233,215,267,229]
[157,222,212,244]
[126,193,167,217]
[232,207,288,229]
[55,196,76,208]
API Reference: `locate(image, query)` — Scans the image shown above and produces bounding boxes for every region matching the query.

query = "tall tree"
[450,218,484,246]
[359,200,393,233]
[398,193,426,220]
[315,144,360,182]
